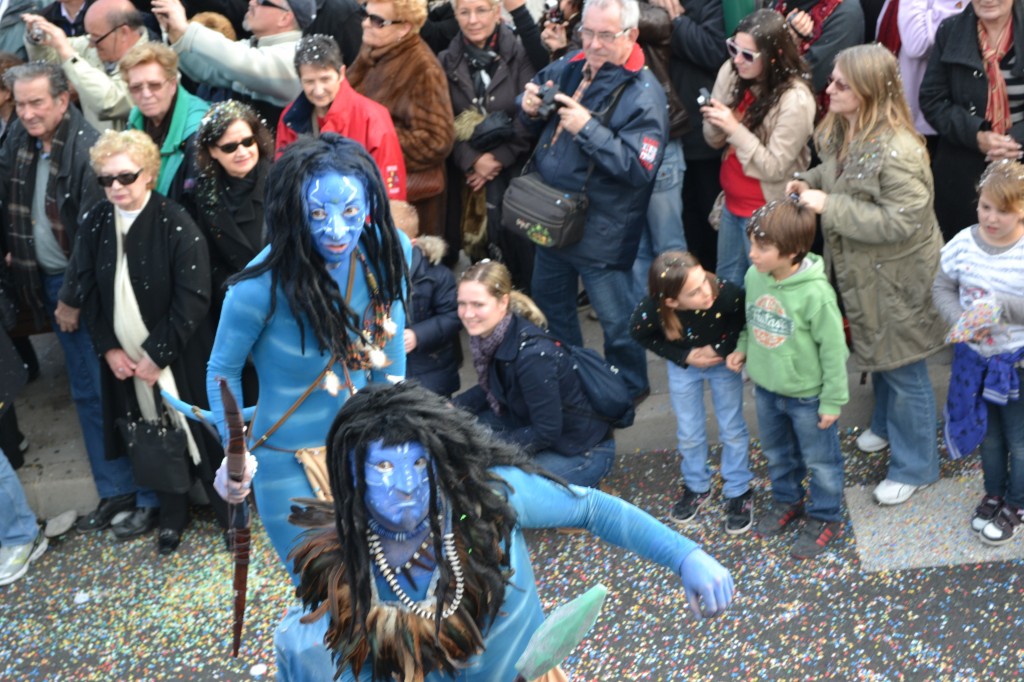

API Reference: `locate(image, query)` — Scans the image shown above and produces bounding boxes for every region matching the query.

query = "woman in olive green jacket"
[788,44,946,508]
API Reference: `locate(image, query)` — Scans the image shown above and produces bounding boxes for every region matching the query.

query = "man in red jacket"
[276,34,407,201]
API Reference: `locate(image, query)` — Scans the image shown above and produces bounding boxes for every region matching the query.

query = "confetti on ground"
[1,428,1022,680]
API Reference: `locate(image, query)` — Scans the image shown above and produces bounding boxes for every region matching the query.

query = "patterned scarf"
[463,29,500,103]
[469,313,513,415]
[550,65,593,146]
[8,111,72,317]
[978,18,1015,135]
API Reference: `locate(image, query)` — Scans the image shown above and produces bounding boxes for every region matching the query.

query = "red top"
[719,90,765,218]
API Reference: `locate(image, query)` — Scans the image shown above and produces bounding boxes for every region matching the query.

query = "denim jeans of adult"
[39,274,149,503]
[532,248,649,397]
[868,360,940,486]
[667,361,752,498]
[533,438,616,488]
[715,206,752,286]
[980,368,1024,508]
[0,446,38,545]
[631,140,687,299]
[755,386,844,521]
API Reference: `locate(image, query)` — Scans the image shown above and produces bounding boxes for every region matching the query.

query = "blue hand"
[679,548,734,619]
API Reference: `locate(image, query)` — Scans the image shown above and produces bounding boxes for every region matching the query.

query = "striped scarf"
[8,111,72,317]
[978,19,1015,135]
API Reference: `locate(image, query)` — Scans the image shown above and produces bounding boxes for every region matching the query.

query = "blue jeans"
[715,206,751,286]
[40,274,148,503]
[667,361,752,498]
[755,386,844,521]
[0,447,38,546]
[632,140,687,298]
[980,368,1024,507]
[533,438,616,488]
[532,249,649,397]
[868,360,940,486]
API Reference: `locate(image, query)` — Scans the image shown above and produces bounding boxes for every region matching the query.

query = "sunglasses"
[97,168,144,188]
[127,79,170,96]
[827,75,852,92]
[359,6,405,28]
[88,23,126,46]
[215,136,257,153]
[726,38,761,63]
[256,0,289,10]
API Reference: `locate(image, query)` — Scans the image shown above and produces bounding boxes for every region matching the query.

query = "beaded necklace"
[368,530,465,620]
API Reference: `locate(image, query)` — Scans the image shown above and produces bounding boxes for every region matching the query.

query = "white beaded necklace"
[368,530,466,620]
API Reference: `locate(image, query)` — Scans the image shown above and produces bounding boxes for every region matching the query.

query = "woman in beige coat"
[788,44,946,507]
[702,8,815,284]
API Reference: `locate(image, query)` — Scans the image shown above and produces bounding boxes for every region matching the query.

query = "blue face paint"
[305,171,368,265]
[364,440,432,533]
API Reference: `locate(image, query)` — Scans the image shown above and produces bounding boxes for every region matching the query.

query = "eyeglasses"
[97,168,144,188]
[827,75,852,92]
[215,136,257,153]
[255,0,290,10]
[359,6,405,28]
[127,79,171,96]
[575,25,629,44]
[88,23,125,46]
[725,38,761,63]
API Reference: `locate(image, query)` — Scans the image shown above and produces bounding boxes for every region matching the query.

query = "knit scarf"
[469,313,513,415]
[978,18,1015,134]
[7,111,72,318]
[463,29,500,103]
[876,0,901,56]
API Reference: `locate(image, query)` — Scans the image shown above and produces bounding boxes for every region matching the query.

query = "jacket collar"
[941,4,1024,77]
[568,42,645,74]
[282,78,357,135]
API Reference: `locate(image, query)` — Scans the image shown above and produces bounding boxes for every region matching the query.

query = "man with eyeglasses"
[519,0,668,405]
[153,0,316,126]
[22,0,148,132]
[0,62,146,535]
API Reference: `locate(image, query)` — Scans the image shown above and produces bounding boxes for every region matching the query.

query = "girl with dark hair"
[701,8,816,284]
[206,133,410,571]
[272,381,734,681]
[630,251,752,533]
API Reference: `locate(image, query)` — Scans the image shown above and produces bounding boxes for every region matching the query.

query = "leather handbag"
[115,386,191,494]
[406,166,446,202]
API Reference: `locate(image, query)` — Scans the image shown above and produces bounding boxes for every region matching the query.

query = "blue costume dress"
[273,467,699,680]
[206,237,410,575]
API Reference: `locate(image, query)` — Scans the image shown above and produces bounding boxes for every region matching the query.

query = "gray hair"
[2,61,69,97]
[583,0,639,30]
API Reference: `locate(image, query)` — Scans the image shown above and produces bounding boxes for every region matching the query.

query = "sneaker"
[791,518,843,559]
[979,504,1024,547]
[856,429,889,453]
[0,532,48,586]
[971,495,1003,533]
[755,502,804,537]
[873,479,928,506]
[724,490,754,535]
[44,510,79,538]
[669,487,711,525]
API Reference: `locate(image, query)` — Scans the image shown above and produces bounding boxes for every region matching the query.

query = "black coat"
[307,0,363,66]
[454,315,608,456]
[668,0,728,161]
[75,194,220,478]
[920,2,1024,238]
[405,237,461,397]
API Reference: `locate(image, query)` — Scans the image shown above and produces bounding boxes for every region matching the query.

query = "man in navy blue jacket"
[520,0,667,401]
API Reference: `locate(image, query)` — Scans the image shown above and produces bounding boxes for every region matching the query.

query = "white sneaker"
[0,533,47,586]
[44,510,79,538]
[856,429,889,453]
[873,479,926,506]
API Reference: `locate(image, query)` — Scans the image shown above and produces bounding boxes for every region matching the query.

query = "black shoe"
[755,502,804,537]
[669,487,710,525]
[76,493,136,533]
[724,490,754,535]
[111,507,159,539]
[791,518,843,559]
[157,528,181,556]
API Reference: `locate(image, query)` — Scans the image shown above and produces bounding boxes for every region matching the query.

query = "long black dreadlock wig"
[288,382,554,681]
[228,133,408,362]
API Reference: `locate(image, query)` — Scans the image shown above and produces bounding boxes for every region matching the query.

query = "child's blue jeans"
[981,367,1024,508]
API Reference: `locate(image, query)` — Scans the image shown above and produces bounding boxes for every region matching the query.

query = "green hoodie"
[736,253,849,415]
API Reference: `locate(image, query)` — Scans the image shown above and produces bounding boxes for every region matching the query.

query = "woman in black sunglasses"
[701,8,816,286]
[74,129,228,557]
[190,100,274,325]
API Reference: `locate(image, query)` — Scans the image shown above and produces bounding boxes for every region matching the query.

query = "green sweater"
[736,254,849,415]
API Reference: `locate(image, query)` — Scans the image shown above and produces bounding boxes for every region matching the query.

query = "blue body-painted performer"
[269,382,733,681]
[206,134,410,574]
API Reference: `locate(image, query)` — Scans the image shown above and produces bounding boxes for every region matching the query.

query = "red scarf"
[978,19,1014,134]
[876,0,901,56]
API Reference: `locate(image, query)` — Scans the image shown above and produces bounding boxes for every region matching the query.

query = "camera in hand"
[29,26,46,44]
[536,83,564,119]
[697,87,712,107]
[543,0,564,24]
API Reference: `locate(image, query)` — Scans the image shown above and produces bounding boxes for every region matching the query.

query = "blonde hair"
[389,0,429,31]
[90,129,161,188]
[119,42,179,82]
[459,260,547,328]
[190,11,237,40]
[978,159,1024,213]
[814,44,921,159]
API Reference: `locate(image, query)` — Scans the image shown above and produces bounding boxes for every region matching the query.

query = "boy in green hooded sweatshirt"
[726,200,849,559]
